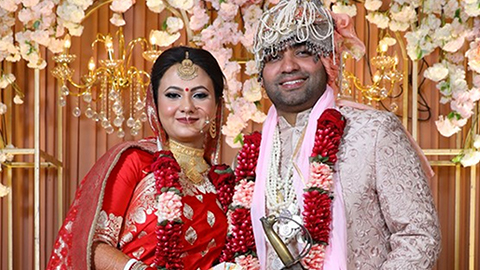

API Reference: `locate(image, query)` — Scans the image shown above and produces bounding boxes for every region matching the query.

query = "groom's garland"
[220,108,346,270]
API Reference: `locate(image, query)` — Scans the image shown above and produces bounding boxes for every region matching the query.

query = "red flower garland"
[220,132,262,267]
[209,164,236,213]
[151,150,235,270]
[221,109,346,270]
[302,109,346,269]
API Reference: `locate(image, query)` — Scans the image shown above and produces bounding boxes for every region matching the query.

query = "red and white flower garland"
[220,132,262,269]
[151,150,235,270]
[302,108,346,269]
[221,108,346,270]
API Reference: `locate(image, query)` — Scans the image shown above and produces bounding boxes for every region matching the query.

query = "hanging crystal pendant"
[98,111,106,120]
[134,119,142,130]
[109,88,117,101]
[61,85,70,96]
[83,92,92,103]
[113,116,124,127]
[72,107,81,117]
[139,112,147,122]
[105,125,114,134]
[85,107,95,118]
[117,128,125,138]
[126,117,135,128]
[135,99,144,111]
[59,95,67,107]
[101,119,110,128]
[390,103,398,112]
[112,101,122,114]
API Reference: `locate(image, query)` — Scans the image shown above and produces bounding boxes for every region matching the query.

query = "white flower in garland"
[424,63,449,82]
[389,4,417,31]
[168,0,194,10]
[110,0,135,13]
[150,30,181,47]
[57,1,86,25]
[462,0,480,17]
[435,115,461,137]
[460,149,480,167]
[473,134,480,149]
[405,26,438,60]
[166,17,184,34]
[466,39,480,74]
[0,103,7,115]
[364,0,382,12]
[146,0,166,13]
[422,0,444,14]
[57,2,86,35]
[332,3,357,17]
[443,0,461,19]
[242,78,262,103]
[0,73,16,89]
[0,152,13,163]
[0,183,10,197]
[110,13,125,26]
[379,36,396,48]
[390,4,417,24]
[366,12,389,29]
[14,95,24,105]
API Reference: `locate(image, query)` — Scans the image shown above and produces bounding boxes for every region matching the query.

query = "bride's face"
[156,64,217,148]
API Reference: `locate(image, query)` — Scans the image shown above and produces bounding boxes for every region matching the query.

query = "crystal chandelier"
[51,28,161,137]
[341,41,402,105]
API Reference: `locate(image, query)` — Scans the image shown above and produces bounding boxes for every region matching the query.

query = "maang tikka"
[177,51,198,80]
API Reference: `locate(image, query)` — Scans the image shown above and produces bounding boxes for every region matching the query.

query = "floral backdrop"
[0,0,480,184]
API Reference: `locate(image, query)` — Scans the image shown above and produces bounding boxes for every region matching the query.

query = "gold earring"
[209,120,216,138]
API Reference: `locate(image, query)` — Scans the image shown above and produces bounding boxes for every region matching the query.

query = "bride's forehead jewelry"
[177,51,198,81]
[253,0,335,70]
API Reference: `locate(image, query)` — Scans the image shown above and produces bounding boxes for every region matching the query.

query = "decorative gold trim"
[469,165,477,270]
[168,139,208,184]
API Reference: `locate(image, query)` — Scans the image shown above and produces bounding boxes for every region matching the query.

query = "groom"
[250,0,441,269]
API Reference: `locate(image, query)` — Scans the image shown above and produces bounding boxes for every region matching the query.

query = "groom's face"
[261,43,328,114]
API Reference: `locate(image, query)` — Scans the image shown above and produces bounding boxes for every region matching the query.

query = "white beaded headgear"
[254,0,335,70]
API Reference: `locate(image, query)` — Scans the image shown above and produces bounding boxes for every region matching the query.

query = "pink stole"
[251,86,348,269]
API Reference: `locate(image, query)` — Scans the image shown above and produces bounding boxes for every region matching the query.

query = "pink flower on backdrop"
[450,99,474,119]
[219,2,238,21]
[21,0,40,8]
[190,6,209,31]
[435,115,461,137]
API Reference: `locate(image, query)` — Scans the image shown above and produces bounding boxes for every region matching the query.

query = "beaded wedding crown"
[253,0,335,68]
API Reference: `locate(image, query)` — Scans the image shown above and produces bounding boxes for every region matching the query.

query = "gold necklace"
[168,139,209,184]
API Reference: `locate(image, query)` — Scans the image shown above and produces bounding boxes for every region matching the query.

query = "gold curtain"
[0,1,479,270]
